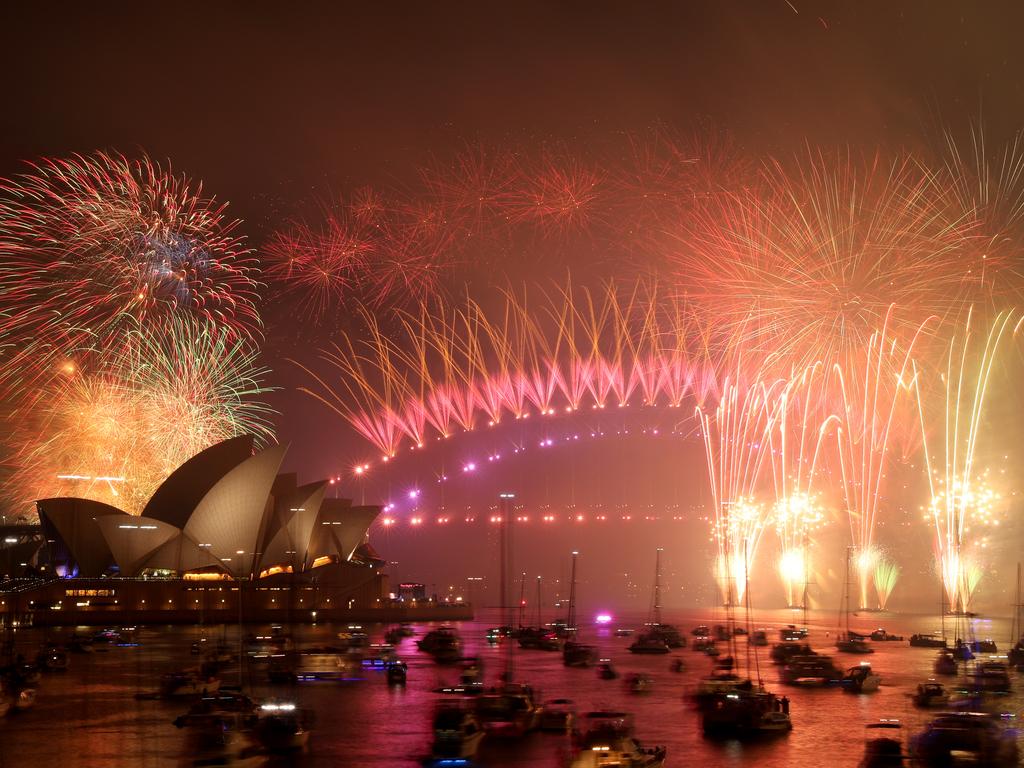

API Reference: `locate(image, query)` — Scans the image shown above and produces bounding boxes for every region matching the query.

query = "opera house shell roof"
[36,437,381,579]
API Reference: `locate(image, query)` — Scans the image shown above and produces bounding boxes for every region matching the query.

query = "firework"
[4,318,273,515]
[873,557,901,611]
[917,310,1018,611]
[0,151,260,399]
[833,309,929,610]
[696,375,785,605]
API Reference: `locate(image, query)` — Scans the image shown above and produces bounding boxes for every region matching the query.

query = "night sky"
[3,2,1024,611]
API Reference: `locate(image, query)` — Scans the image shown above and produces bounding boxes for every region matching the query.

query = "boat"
[972,660,1011,692]
[911,711,1020,766]
[624,673,653,694]
[713,624,731,641]
[933,650,958,676]
[564,640,598,667]
[172,688,257,729]
[517,626,562,651]
[12,687,36,712]
[293,651,360,681]
[869,629,903,642]
[628,633,670,654]
[37,645,69,671]
[691,637,716,653]
[749,629,769,646]
[539,698,575,732]
[629,550,686,648]
[426,704,486,762]
[614,628,635,637]
[841,663,881,693]
[779,624,808,641]
[951,640,975,661]
[968,638,998,653]
[1008,563,1024,667]
[160,669,221,698]
[835,547,875,653]
[597,659,618,680]
[568,711,666,768]
[912,681,949,708]
[909,633,947,648]
[386,660,407,686]
[692,625,711,638]
[859,719,906,768]
[646,623,686,648]
[254,700,313,753]
[781,655,843,686]
[473,682,541,735]
[417,627,462,663]
[770,642,817,664]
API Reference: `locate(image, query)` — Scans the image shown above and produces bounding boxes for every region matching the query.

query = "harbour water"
[0,608,1021,767]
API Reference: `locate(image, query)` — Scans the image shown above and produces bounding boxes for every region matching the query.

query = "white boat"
[569,711,666,768]
[842,663,881,693]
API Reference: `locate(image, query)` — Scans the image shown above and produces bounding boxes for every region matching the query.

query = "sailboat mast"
[567,551,578,632]
[1013,562,1021,645]
[517,572,526,628]
[842,546,851,638]
[536,576,542,628]
[499,492,515,681]
[653,548,663,625]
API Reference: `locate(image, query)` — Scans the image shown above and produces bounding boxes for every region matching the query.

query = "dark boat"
[781,655,843,686]
[909,633,947,648]
[417,627,462,663]
[869,629,903,642]
[859,720,906,768]
[563,640,598,667]
[933,650,958,676]
[628,633,670,654]
[911,712,1020,766]
[770,641,816,665]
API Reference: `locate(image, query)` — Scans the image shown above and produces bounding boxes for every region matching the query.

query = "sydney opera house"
[0,436,467,625]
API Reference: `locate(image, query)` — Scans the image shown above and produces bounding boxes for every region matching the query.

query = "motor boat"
[691,638,717,654]
[644,622,686,648]
[293,651,360,681]
[597,660,618,680]
[614,628,635,637]
[517,627,562,651]
[912,681,949,708]
[160,669,221,698]
[386,660,407,686]
[1006,638,1024,667]
[698,685,792,737]
[859,719,906,768]
[749,629,769,646]
[931,650,957,676]
[911,711,1020,766]
[842,663,881,693]
[569,711,666,767]
[972,660,1011,693]
[254,700,313,754]
[781,655,843,686]
[869,629,904,642]
[336,625,369,651]
[474,683,541,736]
[770,642,816,664]
[836,633,874,654]
[563,640,598,667]
[429,704,486,759]
[417,628,462,664]
[780,625,808,641]
[172,688,257,729]
[692,625,711,638]
[539,698,575,732]
[969,638,998,653]
[458,657,484,688]
[11,687,36,713]
[951,641,975,661]
[628,633,670,654]
[37,646,69,671]
[909,633,947,648]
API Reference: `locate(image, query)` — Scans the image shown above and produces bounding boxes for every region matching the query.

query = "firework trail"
[767,362,837,606]
[917,309,1018,612]
[833,308,931,610]
[299,283,724,459]
[696,373,786,605]
[0,151,260,400]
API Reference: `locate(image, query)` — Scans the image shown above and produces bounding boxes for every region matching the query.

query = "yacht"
[841,663,881,693]
[699,685,792,736]
[911,711,1020,766]
[569,711,666,767]
[597,659,618,680]
[417,627,462,663]
[869,629,903,641]
[749,629,769,646]
[933,650,958,676]
[517,627,562,651]
[386,660,408,686]
[969,638,998,653]
[836,634,874,654]
[912,681,949,708]
[781,655,843,686]
[159,669,221,698]
[770,641,816,664]
[427,704,486,761]
[909,633,947,648]
[972,660,1011,693]
[779,624,808,641]
[645,623,686,648]
[539,698,575,732]
[473,683,541,736]
[37,646,69,671]
[254,701,313,754]
[563,639,598,667]
[859,719,906,768]
[628,633,670,654]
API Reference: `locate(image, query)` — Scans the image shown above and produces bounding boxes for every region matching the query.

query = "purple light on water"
[595,613,613,625]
